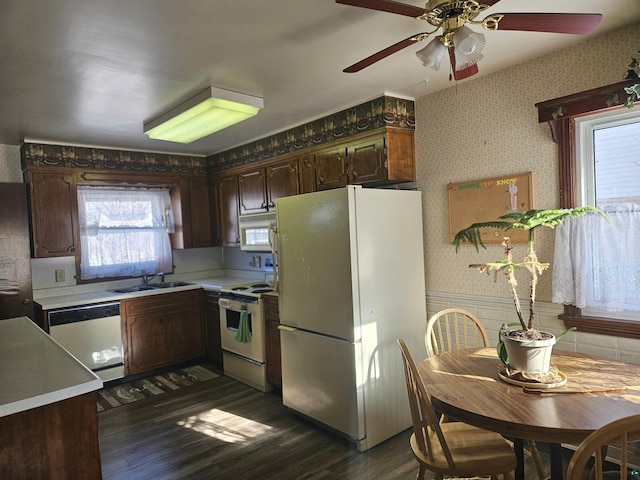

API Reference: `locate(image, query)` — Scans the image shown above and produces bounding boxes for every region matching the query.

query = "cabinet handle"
[22,298,31,305]
[318,176,324,185]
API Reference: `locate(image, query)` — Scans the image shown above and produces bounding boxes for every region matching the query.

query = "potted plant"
[453,207,605,376]
[624,49,639,108]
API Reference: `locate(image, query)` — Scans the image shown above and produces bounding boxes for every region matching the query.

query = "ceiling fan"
[336,0,602,80]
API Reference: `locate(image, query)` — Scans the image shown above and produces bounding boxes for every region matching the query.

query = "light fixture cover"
[144,87,264,144]
[415,38,447,70]
[453,26,486,71]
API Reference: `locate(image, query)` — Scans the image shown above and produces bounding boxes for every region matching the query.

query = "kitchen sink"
[147,281,194,288]
[110,285,159,294]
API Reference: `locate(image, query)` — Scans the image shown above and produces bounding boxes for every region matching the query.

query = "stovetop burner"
[220,281,274,299]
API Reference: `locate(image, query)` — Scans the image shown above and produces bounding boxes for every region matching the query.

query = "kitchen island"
[0,316,103,479]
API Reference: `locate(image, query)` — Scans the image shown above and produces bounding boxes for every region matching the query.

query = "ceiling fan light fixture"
[415,38,446,70]
[144,87,264,144]
[453,26,486,70]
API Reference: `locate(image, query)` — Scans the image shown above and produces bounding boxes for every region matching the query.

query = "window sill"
[560,306,640,339]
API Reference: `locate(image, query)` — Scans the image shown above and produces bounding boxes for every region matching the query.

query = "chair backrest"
[566,414,640,480]
[425,308,489,357]
[397,339,454,466]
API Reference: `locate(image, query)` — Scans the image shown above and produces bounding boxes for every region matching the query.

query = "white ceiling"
[2,0,639,157]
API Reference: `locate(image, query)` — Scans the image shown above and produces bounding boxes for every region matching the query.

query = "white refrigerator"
[275,185,427,452]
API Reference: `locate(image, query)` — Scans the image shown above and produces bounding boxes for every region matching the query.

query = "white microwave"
[239,212,276,252]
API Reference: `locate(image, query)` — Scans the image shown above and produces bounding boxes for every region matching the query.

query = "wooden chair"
[425,308,546,480]
[425,308,489,357]
[566,414,640,480]
[397,338,517,480]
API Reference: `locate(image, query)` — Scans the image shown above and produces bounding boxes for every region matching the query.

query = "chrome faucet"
[141,273,159,285]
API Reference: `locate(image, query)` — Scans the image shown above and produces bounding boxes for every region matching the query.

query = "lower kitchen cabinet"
[263,294,281,390]
[203,290,223,366]
[121,289,204,376]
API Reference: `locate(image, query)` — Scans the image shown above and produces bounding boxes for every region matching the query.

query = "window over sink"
[77,186,174,280]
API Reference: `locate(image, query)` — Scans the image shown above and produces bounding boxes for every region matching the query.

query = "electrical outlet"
[55,269,65,282]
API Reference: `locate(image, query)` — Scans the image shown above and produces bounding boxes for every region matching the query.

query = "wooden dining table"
[417,347,640,480]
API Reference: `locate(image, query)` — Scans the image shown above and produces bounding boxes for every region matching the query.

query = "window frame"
[74,174,178,284]
[535,78,640,339]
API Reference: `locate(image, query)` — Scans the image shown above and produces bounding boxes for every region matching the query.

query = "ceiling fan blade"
[447,46,479,81]
[492,13,602,34]
[343,34,422,73]
[335,0,426,18]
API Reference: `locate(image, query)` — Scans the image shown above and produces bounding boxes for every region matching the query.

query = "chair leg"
[504,471,513,480]
[416,464,427,480]
[527,440,546,480]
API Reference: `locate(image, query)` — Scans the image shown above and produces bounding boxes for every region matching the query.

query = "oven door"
[219,297,265,363]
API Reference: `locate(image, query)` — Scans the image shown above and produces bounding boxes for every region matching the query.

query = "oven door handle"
[277,325,296,332]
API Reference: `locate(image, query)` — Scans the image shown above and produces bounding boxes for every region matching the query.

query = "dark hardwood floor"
[98,373,552,480]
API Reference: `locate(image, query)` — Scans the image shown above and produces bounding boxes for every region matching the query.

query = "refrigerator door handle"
[278,325,297,332]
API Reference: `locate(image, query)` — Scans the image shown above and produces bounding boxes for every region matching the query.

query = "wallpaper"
[415,22,640,303]
[0,145,22,182]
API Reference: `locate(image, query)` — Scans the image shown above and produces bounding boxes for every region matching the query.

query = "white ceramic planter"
[502,333,556,374]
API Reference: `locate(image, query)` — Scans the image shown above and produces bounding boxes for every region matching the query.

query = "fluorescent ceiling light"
[144,87,264,144]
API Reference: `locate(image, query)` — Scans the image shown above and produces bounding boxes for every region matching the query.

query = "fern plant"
[624,49,639,109]
[453,207,605,335]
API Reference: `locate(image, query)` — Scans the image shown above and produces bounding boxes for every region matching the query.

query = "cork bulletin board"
[448,172,533,244]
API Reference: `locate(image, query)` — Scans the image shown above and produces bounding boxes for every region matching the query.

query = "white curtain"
[77,186,174,280]
[552,205,640,312]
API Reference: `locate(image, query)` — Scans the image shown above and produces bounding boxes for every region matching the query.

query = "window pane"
[593,120,640,205]
[77,186,174,280]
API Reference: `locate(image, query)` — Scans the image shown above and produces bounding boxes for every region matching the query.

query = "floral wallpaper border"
[21,144,207,174]
[20,95,414,175]
[207,95,415,172]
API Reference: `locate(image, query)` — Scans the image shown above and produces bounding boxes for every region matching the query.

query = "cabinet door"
[28,170,79,257]
[217,174,240,246]
[203,291,222,365]
[239,169,267,215]
[348,135,387,185]
[385,127,416,183]
[124,313,170,375]
[314,145,348,191]
[298,156,316,194]
[186,177,212,248]
[263,295,281,389]
[165,304,203,362]
[266,159,299,209]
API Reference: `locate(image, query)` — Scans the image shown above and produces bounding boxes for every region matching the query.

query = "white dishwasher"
[48,301,124,382]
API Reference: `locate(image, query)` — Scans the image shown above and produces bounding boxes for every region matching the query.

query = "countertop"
[34,275,264,310]
[0,316,103,418]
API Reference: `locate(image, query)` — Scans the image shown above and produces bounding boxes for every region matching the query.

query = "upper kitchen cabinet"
[238,168,267,215]
[216,174,240,246]
[26,169,79,258]
[238,158,300,215]
[314,127,415,191]
[171,175,213,249]
[266,159,300,208]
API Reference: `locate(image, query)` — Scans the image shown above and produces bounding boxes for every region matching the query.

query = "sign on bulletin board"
[447,172,533,244]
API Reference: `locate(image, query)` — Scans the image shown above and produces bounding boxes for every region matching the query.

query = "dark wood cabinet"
[216,174,240,246]
[239,169,267,215]
[314,128,415,191]
[122,289,204,376]
[172,175,213,249]
[238,159,300,214]
[26,169,79,258]
[263,294,281,390]
[203,290,222,366]
[314,144,348,191]
[266,159,300,208]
